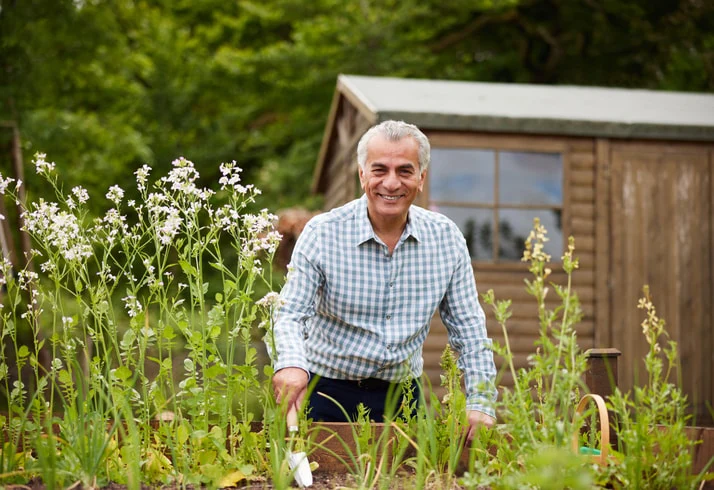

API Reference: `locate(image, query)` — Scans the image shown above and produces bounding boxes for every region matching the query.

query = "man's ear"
[417,169,427,192]
[358,166,366,189]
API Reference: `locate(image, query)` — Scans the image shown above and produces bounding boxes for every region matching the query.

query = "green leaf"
[17,345,30,361]
[177,423,189,445]
[183,358,195,373]
[209,325,221,340]
[58,369,73,386]
[113,365,132,382]
[197,449,216,466]
[217,469,247,488]
[162,325,176,340]
[179,260,197,277]
[204,364,223,380]
[209,262,225,273]
[207,304,225,328]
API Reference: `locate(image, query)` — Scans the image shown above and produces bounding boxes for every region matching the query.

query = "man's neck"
[368,213,407,253]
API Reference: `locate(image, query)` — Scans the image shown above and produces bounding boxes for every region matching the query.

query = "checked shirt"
[272,195,497,416]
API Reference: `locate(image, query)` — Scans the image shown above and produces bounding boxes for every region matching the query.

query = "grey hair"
[356,120,430,172]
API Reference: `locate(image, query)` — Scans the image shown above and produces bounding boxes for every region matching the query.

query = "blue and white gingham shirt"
[273,195,497,416]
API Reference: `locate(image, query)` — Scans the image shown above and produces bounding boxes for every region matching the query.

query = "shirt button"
[389,282,394,287]
[386,344,393,350]
[386,314,391,320]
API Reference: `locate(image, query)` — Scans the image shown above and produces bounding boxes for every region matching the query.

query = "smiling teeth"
[382,195,398,200]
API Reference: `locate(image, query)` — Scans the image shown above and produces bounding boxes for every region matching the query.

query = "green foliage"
[605,286,699,489]
[459,219,705,489]
[3,0,711,220]
[0,154,279,486]
[0,159,708,487]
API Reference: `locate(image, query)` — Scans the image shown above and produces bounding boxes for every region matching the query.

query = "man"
[271,120,496,438]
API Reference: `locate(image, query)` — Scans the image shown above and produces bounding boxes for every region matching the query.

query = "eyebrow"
[369,162,417,171]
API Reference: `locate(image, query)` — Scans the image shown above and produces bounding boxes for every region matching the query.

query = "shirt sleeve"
[439,228,498,417]
[271,222,324,373]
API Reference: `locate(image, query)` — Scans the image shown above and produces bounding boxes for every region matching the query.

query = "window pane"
[498,209,562,261]
[429,148,495,203]
[429,205,493,260]
[499,151,562,205]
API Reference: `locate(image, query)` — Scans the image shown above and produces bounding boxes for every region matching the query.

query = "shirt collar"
[355,194,422,246]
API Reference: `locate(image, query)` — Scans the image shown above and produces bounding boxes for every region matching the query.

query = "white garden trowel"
[287,404,313,487]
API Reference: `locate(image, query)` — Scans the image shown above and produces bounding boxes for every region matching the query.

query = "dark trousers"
[307,373,420,423]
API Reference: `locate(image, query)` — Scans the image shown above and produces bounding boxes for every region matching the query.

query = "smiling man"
[271,120,497,438]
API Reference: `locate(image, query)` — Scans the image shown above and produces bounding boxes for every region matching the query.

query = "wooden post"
[585,348,621,450]
[585,348,621,397]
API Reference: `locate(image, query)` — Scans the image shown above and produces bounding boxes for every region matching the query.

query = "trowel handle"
[287,404,299,433]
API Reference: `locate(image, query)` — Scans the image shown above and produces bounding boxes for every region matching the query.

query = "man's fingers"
[272,367,309,409]
[295,387,307,410]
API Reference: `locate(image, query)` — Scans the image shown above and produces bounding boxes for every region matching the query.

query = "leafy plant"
[0,163,708,488]
[0,153,280,487]
[605,286,702,489]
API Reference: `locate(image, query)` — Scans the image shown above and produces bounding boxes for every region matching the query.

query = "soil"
[14,471,469,489]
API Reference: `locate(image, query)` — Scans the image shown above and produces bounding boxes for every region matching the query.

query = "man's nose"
[383,171,400,189]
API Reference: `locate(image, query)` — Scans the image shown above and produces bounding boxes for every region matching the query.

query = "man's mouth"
[378,194,400,201]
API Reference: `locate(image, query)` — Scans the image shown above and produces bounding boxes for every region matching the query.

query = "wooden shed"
[313,74,714,423]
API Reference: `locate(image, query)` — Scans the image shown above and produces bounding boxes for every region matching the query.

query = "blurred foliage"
[1,0,713,215]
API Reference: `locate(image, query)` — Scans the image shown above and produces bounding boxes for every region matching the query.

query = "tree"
[1,0,712,214]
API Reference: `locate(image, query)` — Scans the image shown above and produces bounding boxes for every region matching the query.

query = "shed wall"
[420,133,598,395]
[607,141,713,423]
[316,116,713,422]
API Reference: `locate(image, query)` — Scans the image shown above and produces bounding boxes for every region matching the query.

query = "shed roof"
[338,74,714,141]
[313,74,714,193]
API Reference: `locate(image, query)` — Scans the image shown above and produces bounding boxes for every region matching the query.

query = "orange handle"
[572,393,610,465]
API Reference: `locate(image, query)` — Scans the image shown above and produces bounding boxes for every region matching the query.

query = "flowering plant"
[0,153,281,487]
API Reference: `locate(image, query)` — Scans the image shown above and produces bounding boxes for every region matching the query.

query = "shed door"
[609,143,712,422]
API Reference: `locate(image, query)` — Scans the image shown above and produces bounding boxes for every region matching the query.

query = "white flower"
[34,153,55,175]
[23,202,93,263]
[122,294,143,318]
[72,186,89,204]
[219,161,244,190]
[106,185,125,205]
[157,207,182,246]
[161,157,214,201]
[135,164,152,191]
[256,292,283,308]
[0,175,15,194]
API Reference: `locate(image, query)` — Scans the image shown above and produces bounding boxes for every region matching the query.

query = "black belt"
[311,373,405,392]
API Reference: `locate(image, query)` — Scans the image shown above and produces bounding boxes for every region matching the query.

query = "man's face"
[359,134,426,227]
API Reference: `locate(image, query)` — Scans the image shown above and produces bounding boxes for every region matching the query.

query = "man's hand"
[272,367,309,411]
[466,409,496,441]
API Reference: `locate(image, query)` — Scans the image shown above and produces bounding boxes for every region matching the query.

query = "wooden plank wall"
[608,142,713,423]
[318,115,713,422]
[422,135,599,395]
[321,97,373,210]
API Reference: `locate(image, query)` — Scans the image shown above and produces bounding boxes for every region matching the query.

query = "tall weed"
[0,154,279,486]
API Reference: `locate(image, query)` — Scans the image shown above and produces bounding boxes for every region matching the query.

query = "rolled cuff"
[466,394,496,418]
[273,352,311,375]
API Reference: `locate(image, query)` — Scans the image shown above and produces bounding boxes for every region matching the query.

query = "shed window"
[428,148,563,262]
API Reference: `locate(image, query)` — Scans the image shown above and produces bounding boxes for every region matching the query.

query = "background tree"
[1,0,712,213]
